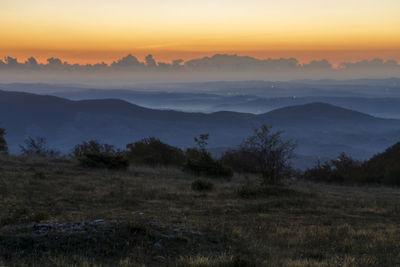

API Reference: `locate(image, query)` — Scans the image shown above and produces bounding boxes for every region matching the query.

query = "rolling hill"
[3,82,400,118]
[1,90,400,167]
[48,88,400,118]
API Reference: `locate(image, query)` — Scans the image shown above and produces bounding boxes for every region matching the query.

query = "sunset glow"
[1,0,399,64]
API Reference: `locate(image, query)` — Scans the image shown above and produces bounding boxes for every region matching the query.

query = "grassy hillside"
[0,156,399,266]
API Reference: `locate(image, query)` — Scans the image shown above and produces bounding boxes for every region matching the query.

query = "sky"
[1,0,400,64]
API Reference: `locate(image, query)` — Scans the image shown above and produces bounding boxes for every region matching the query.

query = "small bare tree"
[241,125,296,184]
[20,137,59,157]
[0,128,8,154]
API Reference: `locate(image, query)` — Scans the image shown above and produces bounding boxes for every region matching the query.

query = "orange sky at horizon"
[1,0,399,65]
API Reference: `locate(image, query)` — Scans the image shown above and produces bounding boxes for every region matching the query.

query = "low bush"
[184,148,233,178]
[72,140,128,170]
[301,148,400,186]
[301,153,361,184]
[78,153,129,170]
[220,149,259,174]
[383,165,400,186]
[191,179,214,192]
[301,162,331,183]
[126,137,185,166]
[0,128,8,154]
[302,143,400,186]
[361,142,400,184]
[72,140,116,158]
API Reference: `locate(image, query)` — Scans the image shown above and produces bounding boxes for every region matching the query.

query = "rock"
[92,219,104,224]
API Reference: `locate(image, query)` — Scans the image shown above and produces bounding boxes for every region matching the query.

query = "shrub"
[72,140,116,158]
[0,128,8,154]
[220,149,259,174]
[78,153,129,170]
[191,179,214,192]
[184,134,233,178]
[362,142,400,184]
[301,160,332,182]
[383,165,400,186]
[184,148,233,178]
[126,137,185,166]
[302,144,400,186]
[72,140,128,170]
[301,153,362,184]
[330,153,362,183]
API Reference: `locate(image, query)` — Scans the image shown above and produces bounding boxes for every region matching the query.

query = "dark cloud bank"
[0,54,399,84]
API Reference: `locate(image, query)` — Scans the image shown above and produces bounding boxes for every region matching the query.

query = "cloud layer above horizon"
[0,54,399,83]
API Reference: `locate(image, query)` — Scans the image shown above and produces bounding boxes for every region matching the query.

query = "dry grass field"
[0,156,399,266]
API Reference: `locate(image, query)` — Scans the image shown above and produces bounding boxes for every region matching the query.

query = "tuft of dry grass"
[0,155,399,266]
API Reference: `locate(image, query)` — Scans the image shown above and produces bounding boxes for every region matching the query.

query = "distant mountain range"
[2,81,399,118]
[1,89,400,169]
[50,89,400,119]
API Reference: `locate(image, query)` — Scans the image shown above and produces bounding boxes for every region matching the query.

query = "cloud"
[157,62,172,70]
[4,56,20,67]
[47,57,63,66]
[184,54,299,72]
[172,59,184,67]
[145,54,157,68]
[110,54,144,70]
[0,54,399,81]
[303,59,332,70]
[26,57,38,66]
[339,58,400,70]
